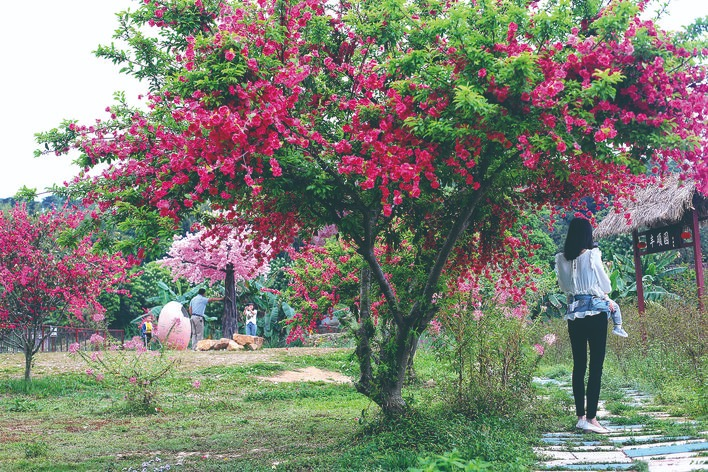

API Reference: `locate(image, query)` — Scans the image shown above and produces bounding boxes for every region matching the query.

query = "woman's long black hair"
[563,218,594,260]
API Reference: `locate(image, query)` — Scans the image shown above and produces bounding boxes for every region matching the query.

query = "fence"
[0,326,125,354]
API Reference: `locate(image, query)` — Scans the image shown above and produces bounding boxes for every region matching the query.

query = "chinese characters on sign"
[637,223,690,255]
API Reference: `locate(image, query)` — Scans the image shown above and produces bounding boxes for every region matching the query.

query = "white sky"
[0,0,706,198]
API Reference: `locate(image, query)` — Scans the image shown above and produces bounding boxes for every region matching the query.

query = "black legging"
[568,313,608,419]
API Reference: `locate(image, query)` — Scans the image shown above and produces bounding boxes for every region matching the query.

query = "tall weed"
[433,301,553,418]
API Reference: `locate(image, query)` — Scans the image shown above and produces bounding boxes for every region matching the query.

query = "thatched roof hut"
[595,176,708,239]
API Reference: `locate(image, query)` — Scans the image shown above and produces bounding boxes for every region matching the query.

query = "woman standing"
[555,218,613,434]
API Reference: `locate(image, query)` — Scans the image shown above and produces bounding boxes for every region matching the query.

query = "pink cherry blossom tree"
[0,206,130,381]
[159,225,271,338]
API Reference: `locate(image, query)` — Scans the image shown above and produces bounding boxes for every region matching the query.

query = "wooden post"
[632,230,645,313]
[632,229,647,345]
[692,209,704,311]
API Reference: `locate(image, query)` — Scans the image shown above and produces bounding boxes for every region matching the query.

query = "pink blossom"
[86,369,94,376]
[428,319,442,335]
[92,313,105,322]
[225,49,236,61]
[543,333,557,346]
[594,129,607,142]
[478,68,487,78]
[192,380,201,389]
[68,343,80,354]
[533,344,544,356]
[129,377,137,384]
[89,333,105,345]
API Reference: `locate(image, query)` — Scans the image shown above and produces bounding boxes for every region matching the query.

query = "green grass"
[0,348,547,471]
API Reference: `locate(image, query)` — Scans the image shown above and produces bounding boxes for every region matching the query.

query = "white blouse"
[555,248,612,299]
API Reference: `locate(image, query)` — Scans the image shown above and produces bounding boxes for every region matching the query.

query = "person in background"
[140,315,154,348]
[189,288,223,350]
[244,303,258,336]
[555,218,613,434]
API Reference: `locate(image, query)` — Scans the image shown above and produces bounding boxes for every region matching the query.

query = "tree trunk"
[354,270,423,416]
[23,328,34,382]
[222,263,239,339]
[405,334,419,384]
[376,324,417,416]
[355,266,375,397]
[24,348,33,382]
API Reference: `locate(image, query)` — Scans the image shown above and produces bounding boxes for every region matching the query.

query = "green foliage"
[23,441,48,459]
[435,294,547,418]
[99,261,199,332]
[608,251,686,302]
[410,449,492,472]
[6,398,38,413]
[95,0,222,92]
[13,186,38,203]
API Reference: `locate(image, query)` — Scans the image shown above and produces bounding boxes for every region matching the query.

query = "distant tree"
[0,206,129,381]
[159,225,271,337]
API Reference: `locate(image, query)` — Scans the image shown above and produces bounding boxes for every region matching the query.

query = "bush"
[433,299,555,419]
[69,335,179,413]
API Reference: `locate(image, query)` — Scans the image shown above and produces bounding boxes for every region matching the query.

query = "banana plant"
[608,251,686,302]
[237,277,297,346]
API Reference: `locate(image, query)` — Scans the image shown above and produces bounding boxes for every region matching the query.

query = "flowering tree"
[38,0,707,415]
[159,226,271,337]
[283,237,362,342]
[0,206,130,381]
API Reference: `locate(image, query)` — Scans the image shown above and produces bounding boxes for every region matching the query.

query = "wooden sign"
[636,222,691,255]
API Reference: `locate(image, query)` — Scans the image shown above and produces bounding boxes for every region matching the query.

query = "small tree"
[0,206,129,381]
[158,225,271,337]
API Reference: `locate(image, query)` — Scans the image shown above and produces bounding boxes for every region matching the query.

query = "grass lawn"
[0,347,541,471]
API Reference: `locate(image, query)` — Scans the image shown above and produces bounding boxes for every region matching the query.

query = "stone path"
[533,378,708,471]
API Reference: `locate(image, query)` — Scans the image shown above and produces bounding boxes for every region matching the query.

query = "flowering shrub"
[69,336,178,412]
[283,238,362,343]
[433,278,558,418]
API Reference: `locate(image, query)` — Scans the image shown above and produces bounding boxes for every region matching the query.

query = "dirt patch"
[258,366,351,384]
[0,347,351,377]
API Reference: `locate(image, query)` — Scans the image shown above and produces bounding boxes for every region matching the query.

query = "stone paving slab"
[539,445,619,451]
[548,464,637,471]
[535,449,633,465]
[604,424,646,432]
[608,434,693,445]
[644,454,708,472]
[542,438,603,446]
[623,439,708,457]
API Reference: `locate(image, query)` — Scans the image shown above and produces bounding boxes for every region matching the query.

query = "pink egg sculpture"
[156,301,191,350]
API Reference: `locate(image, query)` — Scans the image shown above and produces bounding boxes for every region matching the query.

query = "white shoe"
[612,325,628,337]
[580,419,610,434]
